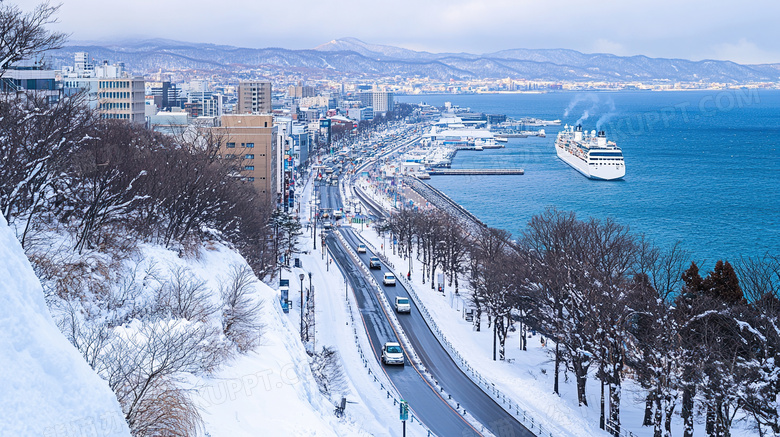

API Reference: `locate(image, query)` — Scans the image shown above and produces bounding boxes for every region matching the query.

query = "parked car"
[383,272,396,286]
[394,296,410,313]
[357,244,367,253]
[381,342,404,365]
[369,256,381,269]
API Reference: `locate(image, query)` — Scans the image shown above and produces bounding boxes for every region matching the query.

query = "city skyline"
[13,0,780,65]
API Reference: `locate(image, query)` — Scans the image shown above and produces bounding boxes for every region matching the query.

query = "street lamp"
[299,273,305,342]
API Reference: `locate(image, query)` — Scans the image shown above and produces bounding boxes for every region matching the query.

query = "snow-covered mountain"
[0,215,130,437]
[45,37,780,83]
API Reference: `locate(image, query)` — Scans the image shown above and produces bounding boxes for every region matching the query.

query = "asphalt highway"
[318,176,534,437]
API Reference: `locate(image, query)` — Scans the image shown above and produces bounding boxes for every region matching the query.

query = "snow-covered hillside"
[132,243,373,436]
[0,215,131,437]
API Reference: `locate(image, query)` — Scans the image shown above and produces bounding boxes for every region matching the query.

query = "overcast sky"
[15,0,780,64]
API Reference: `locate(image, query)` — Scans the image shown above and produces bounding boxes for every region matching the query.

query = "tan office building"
[237,81,272,114]
[96,78,145,122]
[216,114,277,200]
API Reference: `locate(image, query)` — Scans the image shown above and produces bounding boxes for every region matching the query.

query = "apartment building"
[237,81,272,114]
[288,81,315,99]
[216,114,277,200]
[60,53,145,122]
[95,77,145,122]
[357,90,394,115]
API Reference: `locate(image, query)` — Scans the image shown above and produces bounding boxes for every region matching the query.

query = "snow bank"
[0,215,130,437]
[133,242,371,437]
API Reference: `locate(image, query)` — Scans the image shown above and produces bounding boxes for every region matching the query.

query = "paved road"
[327,233,483,437]
[323,168,534,437]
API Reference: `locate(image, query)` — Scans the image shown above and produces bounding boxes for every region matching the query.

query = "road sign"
[399,400,408,421]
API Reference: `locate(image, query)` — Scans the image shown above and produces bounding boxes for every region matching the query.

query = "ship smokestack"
[597,130,607,146]
[574,125,583,141]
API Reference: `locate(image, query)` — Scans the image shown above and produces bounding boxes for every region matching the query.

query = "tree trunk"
[644,391,654,426]
[600,379,606,430]
[654,396,663,437]
[706,404,715,436]
[554,340,560,395]
[609,382,621,437]
[492,321,497,361]
[520,315,527,351]
[683,383,695,437]
[664,398,674,437]
[573,356,588,406]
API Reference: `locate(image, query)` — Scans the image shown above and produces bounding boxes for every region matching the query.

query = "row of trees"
[385,206,780,436]
[0,89,305,278]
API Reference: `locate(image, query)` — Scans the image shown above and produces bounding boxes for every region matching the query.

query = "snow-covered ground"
[124,242,377,437]
[0,215,130,437]
[352,175,757,437]
[2,167,421,437]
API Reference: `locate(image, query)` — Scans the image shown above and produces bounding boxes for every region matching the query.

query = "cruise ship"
[555,125,625,180]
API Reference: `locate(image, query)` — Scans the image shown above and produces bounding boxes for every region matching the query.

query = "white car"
[357,244,367,253]
[383,273,396,286]
[381,342,404,366]
[394,296,411,313]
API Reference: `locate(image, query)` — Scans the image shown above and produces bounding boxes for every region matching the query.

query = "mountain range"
[46,37,780,83]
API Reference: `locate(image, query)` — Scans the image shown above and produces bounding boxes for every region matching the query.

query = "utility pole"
[299,273,305,342]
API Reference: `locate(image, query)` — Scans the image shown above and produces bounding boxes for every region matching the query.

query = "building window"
[226,142,236,148]
[245,142,255,148]
[245,154,254,159]
[248,177,255,182]
[244,166,254,171]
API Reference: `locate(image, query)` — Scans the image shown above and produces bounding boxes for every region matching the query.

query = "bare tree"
[100,321,223,436]
[440,212,469,294]
[522,207,585,397]
[155,266,217,322]
[468,226,510,333]
[626,242,690,437]
[0,1,67,73]
[309,346,348,399]
[220,265,265,352]
[0,92,95,244]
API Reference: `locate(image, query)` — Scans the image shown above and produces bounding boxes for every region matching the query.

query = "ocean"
[397,90,780,268]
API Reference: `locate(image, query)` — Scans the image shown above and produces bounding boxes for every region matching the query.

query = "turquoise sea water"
[397,90,780,268]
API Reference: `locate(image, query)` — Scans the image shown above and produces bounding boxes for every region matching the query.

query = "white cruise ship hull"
[556,146,625,180]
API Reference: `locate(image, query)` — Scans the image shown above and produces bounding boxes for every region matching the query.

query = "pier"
[428,169,524,176]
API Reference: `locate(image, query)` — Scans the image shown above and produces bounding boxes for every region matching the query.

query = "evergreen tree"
[703,260,744,305]
[681,261,704,298]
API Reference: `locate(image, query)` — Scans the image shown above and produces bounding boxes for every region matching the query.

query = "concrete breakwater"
[403,176,486,234]
[428,169,524,176]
